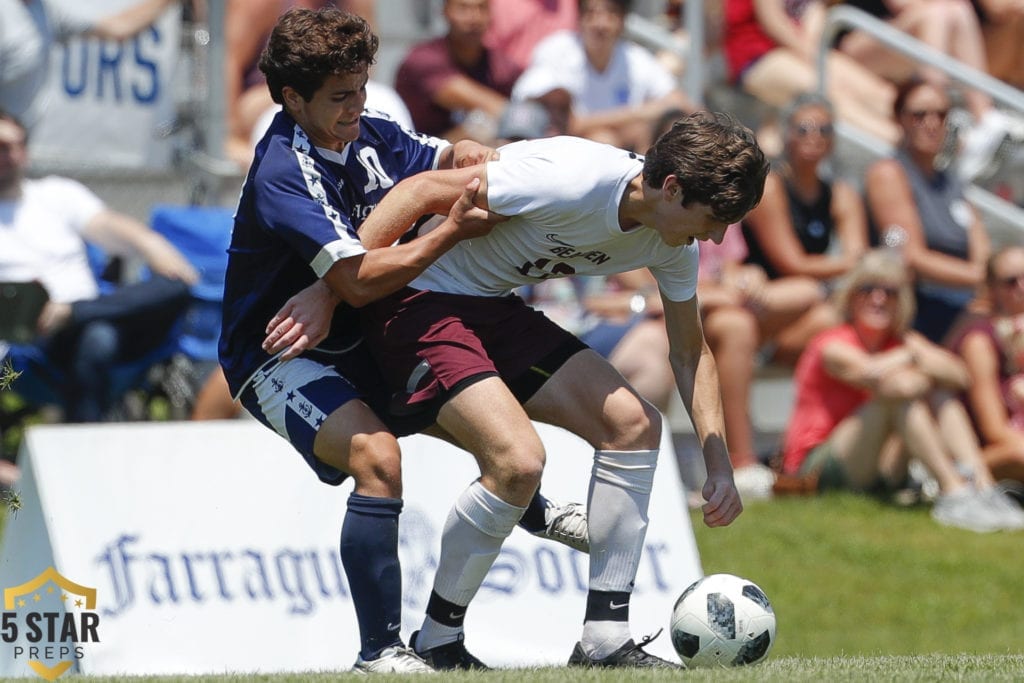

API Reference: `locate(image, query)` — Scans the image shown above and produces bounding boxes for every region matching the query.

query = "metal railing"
[817,6,1024,238]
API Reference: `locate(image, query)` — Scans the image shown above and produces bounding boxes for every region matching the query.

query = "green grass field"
[2,491,1023,681]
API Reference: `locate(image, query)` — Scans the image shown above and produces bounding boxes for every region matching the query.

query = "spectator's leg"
[65,321,118,423]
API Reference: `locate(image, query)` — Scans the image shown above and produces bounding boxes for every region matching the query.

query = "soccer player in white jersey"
[265,111,769,668]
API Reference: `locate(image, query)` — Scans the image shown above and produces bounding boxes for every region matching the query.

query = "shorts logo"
[2,567,101,680]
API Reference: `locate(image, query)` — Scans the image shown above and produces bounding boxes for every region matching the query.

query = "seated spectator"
[834,0,1020,182]
[511,0,694,151]
[973,0,1024,92]
[394,0,521,144]
[0,111,198,426]
[484,0,577,71]
[780,248,1024,531]
[721,0,900,146]
[0,0,184,129]
[949,246,1024,502]
[863,78,990,345]
[741,93,869,284]
[224,0,387,168]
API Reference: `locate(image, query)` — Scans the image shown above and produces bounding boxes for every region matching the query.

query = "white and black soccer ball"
[669,573,776,668]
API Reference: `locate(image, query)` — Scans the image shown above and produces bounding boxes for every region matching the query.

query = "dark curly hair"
[643,110,769,225]
[259,7,378,105]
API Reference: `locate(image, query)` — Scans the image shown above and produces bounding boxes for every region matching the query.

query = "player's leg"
[522,348,677,667]
[240,356,429,673]
[411,375,544,669]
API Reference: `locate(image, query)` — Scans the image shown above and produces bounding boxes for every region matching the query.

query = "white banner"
[0,419,701,676]
[27,0,182,170]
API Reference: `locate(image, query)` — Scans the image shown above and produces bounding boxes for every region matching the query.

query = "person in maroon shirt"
[394,0,521,142]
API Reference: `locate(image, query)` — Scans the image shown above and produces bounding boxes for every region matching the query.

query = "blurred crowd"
[2,0,1024,532]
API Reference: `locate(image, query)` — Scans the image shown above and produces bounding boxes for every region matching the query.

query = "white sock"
[417,480,524,648]
[582,450,658,657]
[587,449,658,590]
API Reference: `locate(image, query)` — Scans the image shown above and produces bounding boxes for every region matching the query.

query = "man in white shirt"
[512,0,694,150]
[265,110,769,669]
[0,110,198,425]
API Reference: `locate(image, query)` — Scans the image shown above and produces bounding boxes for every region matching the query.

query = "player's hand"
[701,472,743,527]
[450,177,508,240]
[451,139,499,167]
[262,280,339,359]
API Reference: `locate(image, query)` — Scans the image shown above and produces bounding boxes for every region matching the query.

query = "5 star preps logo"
[2,567,101,681]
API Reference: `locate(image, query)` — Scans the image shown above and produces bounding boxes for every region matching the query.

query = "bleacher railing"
[817,5,1024,236]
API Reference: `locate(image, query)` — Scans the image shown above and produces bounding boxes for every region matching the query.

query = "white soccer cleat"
[532,500,589,553]
[351,645,436,674]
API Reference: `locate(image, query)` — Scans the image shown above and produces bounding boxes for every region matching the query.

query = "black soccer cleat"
[410,630,490,670]
[568,629,681,669]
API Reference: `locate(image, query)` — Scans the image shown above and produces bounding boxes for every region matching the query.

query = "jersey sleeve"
[253,158,365,279]
[648,242,700,302]
[485,139,603,219]
[370,112,449,174]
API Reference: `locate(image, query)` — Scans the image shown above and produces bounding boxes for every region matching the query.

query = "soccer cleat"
[568,630,681,669]
[410,630,489,670]
[351,645,435,674]
[532,500,589,553]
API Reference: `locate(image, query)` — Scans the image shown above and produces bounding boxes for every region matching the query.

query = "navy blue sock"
[517,489,549,533]
[339,493,404,660]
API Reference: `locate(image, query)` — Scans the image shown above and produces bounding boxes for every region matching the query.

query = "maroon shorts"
[361,288,587,421]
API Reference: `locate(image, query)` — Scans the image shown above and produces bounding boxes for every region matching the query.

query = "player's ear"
[662,175,682,202]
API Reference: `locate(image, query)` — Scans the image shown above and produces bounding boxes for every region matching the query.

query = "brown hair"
[259,8,378,105]
[643,110,769,225]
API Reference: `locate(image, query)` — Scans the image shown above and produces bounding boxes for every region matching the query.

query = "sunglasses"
[855,284,900,298]
[905,108,949,124]
[794,121,833,138]
[997,273,1024,288]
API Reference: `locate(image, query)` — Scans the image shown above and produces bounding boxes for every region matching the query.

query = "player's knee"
[348,431,403,497]
[602,391,662,450]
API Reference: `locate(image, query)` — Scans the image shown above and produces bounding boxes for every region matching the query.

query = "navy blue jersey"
[219,109,446,396]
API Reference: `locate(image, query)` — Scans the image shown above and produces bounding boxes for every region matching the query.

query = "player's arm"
[264,178,506,357]
[662,294,742,527]
[358,164,495,249]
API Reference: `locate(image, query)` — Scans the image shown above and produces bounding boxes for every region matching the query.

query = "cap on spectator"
[497,101,551,141]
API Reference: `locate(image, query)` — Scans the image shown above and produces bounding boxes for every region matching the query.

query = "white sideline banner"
[27,0,182,170]
[0,420,701,676]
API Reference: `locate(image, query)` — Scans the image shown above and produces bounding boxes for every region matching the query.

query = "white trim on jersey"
[289,124,366,278]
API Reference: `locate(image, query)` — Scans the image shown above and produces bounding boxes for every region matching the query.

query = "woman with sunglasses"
[949,246,1024,504]
[780,249,1024,531]
[863,77,990,345]
[741,93,869,292]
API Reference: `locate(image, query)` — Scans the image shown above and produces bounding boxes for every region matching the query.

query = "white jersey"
[0,176,104,303]
[410,136,699,301]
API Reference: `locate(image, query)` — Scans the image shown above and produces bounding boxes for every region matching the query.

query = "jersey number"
[358,148,395,192]
[515,258,577,280]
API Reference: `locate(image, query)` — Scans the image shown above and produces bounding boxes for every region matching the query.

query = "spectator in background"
[0,110,198,424]
[722,0,900,147]
[224,0,393,168]
[484,0,577,71]
[781,249,1024,531]
[741,93,869,286]
[863,78,990,345]
[949,246,1024,503]
[833,0,1020,182]
[394,0,521,144]
[0,0,184,129]
[511,0,694,151]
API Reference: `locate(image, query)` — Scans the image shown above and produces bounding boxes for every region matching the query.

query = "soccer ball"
[669,573,776,668]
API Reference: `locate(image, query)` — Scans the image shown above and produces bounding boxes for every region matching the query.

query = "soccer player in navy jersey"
[217,7,546,674]
[265,111,769,669]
